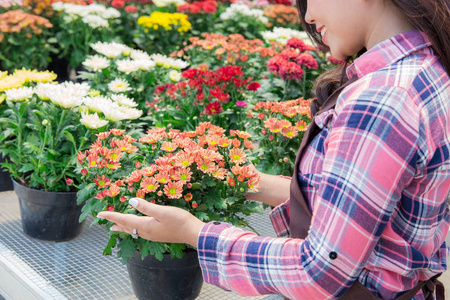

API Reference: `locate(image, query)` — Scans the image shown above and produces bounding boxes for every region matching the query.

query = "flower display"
[217,3,268,39]
[173,33,283,80]
[261,26,313,46]
[0,68,141,191]
[0,10,56,71]
[76,123,262,262]
[135,12,191,55]
[248,98,312,175]
[176,0,217,34]
[263,4,300,29]
[79,41,189,110]
[235,0,269,9]
[256,37,322,101]
[148,65,260,131]
[51,2,121,67]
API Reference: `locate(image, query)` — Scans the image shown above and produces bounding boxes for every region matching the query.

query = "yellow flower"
[13,69,57,83]
[0,71,7,80]
[0,75,26,92]
[138,12,191,32]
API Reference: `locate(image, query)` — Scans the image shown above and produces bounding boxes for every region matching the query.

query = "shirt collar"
[346,30,431,79]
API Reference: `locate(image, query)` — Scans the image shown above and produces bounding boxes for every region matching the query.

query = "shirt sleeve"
[269,199,290,237]
[197,85,420,299]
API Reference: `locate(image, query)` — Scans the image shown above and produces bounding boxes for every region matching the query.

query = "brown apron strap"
[289,75,358,239]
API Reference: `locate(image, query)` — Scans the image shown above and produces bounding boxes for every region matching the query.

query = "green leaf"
[118,238,137,264]
[103,234,117,256]
[148,241,166,261]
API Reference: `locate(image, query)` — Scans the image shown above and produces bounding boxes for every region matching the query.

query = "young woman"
[98,0,450,298]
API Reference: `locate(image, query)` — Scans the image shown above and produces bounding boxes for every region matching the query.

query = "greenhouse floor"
[0,189,448,299]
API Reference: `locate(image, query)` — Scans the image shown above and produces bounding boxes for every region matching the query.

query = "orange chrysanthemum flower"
[155,171,170,184]
[229,148,246,164]
[96,132,111,139]
[197,159,215,174]
[184,193,193,202]
[296,120,308,131]
[174,152,194,167]
[94,175,109,188]
[105,184,120,197]
[140,165,157,177]
[110,129,126,136]
[164,181,184,199]
[161,141,178,152]
[177,167,193,182]
[281,126,298,139]
[140,177,159,192]
[88,153,100,168]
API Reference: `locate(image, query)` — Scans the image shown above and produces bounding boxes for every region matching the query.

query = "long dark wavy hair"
[296,0,450,102]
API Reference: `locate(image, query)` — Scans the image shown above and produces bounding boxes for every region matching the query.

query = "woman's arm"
[245,166,291,207]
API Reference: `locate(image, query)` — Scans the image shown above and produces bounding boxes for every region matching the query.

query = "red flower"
[247,82,261,91]
[182,69,198,79]
[111,0,124,7]
[205,101,223,115]
[202,1,217,13]
[296,53,318,69]
[124,5,138,13]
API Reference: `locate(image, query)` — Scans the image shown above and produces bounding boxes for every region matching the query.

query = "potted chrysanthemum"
[0,68,142,241]
[76,123,262,299]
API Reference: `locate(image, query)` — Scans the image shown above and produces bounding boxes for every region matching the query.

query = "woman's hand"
[97,198,205,248]
[245,164,291,207]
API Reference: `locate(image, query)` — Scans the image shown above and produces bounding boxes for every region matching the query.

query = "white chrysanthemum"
[219,4,268,24]
[134,59,156,71]
[108,78,131,93]
[45,82,90,108]
[51,1,64,11]
[90,41,131,59]
[130,49,151,61]
[167,58,189,70]
[82,15,109,29]
[169,70,181,82]
[34,82,58,100]
[261,27,314,46]
[82,95,113,113]
[101,102,133,122]
[63,14,77,23]
[118,106,143,120]
[150,54,169,67]
[116,59,141,74]
[5,87,34,102]
[152,0,185,7]
[101,7,121,19]
[111,94,138,107]
[80,112,108,129]
[82,55,110,71]
[85,3,107,15]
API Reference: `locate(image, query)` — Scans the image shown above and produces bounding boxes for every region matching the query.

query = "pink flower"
[236,101,247,107]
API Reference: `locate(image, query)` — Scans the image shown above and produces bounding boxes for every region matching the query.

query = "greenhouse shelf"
[0,190,283,300]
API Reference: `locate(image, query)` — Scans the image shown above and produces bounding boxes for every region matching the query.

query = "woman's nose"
[305,10,315,24]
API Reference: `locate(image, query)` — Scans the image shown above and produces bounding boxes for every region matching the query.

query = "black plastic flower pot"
[126,250,204,300]
[0,156,12,191]
[12,179,85,241]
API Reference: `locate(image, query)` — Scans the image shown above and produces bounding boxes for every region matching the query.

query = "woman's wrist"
[249,172,291,207]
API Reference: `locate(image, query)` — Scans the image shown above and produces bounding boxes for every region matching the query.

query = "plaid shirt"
[197,30,450,300]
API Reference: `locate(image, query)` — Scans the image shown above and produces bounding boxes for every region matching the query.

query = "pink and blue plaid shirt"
[197,30,450,300]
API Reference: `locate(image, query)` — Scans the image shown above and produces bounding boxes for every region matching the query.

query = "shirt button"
[329,252,338,260]
[213,222,221,225]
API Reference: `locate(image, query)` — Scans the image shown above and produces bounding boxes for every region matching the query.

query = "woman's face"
[304,0,371,60]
